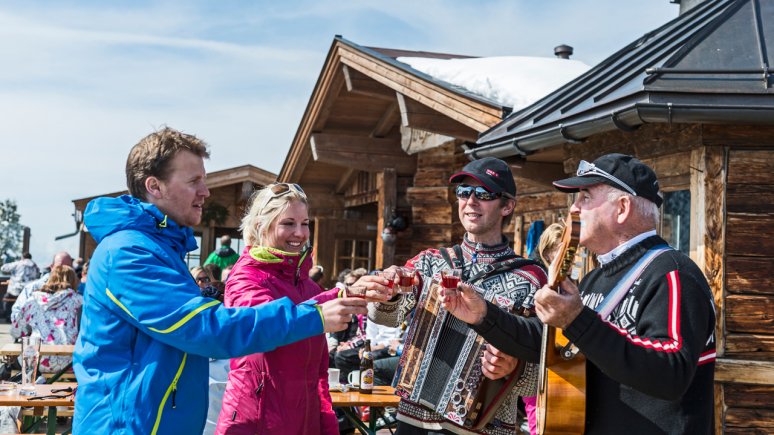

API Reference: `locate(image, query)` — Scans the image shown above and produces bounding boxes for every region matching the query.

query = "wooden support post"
[313,217,337,288]
[376,169,397,269]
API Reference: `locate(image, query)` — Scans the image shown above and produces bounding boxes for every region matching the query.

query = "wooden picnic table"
[0,382,76,435]
[0,343,75,357]
[330,385,400,435]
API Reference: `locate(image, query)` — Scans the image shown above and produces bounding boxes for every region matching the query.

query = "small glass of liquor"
[440,268,462,290]
[395,267,415,294]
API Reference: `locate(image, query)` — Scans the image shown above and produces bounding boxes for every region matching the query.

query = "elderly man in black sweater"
[442,153,716,435]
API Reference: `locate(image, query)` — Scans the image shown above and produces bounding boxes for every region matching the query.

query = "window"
[661,190,690,255]
[335,239,374,277]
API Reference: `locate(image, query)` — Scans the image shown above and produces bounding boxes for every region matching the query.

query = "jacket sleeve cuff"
[563,306,597,343]
[472,300,499,334]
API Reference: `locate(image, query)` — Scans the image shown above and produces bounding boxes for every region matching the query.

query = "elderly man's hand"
[534,278,584,330]
[480,344,519,380]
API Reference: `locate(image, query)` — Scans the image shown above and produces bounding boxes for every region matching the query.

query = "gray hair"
[240,185,308,246]
[604,185,660,228]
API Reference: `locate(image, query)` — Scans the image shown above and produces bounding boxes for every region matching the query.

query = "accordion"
[394,274,526,430]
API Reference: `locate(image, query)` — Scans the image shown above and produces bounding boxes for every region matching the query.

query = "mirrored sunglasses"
[576,160,636,196]
[455,184,502,201]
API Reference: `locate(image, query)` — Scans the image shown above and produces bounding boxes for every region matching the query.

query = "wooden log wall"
[720,146,774,434]
[403,142,463,258]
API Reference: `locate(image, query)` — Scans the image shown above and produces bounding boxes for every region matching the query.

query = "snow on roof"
[397,56,591,110]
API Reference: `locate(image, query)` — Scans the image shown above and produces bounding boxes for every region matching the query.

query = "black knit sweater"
[474,235,716,434]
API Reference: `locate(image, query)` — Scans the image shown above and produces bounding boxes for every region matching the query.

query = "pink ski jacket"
[215,246,340,434]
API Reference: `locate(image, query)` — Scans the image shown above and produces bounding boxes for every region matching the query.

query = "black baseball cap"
[449,157,516,198]
[553,153,663,207]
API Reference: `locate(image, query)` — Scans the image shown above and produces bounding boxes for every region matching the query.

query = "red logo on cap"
[486,169,499,178]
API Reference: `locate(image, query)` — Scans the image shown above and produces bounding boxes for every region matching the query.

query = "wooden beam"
[715,358,774,385]
[400,125,456,155]
[371,101,400,138]
[342,64,395,101]
[310,133,416,174]
[396,93,479,142]
[376,169,397,268]
[335,168,359,194]
[312,69,345,131]
[508,160,567,188]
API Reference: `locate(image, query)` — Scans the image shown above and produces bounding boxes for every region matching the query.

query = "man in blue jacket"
[73,127,369,434]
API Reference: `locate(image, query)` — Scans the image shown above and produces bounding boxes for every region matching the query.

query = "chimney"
[554,44,573,59]
[670,0,708,15]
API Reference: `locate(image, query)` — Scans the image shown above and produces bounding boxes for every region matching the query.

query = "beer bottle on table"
[360,339,374,394]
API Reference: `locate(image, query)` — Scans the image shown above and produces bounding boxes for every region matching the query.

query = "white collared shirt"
[597,230,658,266]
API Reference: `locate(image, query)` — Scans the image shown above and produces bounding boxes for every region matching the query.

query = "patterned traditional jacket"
[1,258,39,296]
[368,235,546,435]
[10,288,82,373]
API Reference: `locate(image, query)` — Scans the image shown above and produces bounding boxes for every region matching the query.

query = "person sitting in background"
[11,251,72,326]
[309,265,324,284]
[335,317,402,385]
[10,265,82,373]
[1,252,39,298]
[204,235,240,270]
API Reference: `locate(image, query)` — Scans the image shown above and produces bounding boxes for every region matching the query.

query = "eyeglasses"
[196,276,210,284]
[455,184,503,201]
[576,160,636,196]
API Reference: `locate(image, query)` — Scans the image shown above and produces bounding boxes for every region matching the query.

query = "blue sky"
[0,0,677,264]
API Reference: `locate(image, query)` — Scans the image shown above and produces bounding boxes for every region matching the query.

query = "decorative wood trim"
[715,358,774,385]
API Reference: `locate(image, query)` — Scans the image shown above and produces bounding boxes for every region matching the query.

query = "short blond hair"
[241,184,308,246]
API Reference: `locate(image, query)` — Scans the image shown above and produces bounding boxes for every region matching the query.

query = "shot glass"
[396,267,415,294]
[440,269,462,290]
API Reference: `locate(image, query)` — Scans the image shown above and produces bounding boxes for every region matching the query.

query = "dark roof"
[471,0,774,159]
[336,36,511,112]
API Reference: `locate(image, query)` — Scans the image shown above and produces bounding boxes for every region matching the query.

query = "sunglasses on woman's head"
[455,184,503,201]
[269,183,305,197]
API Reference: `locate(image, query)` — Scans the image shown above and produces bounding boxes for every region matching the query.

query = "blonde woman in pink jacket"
[215,183,386,434]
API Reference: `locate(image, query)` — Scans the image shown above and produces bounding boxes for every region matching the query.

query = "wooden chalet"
[278,36,586,286]
[72,164,275,265]
[468,0,774,432]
